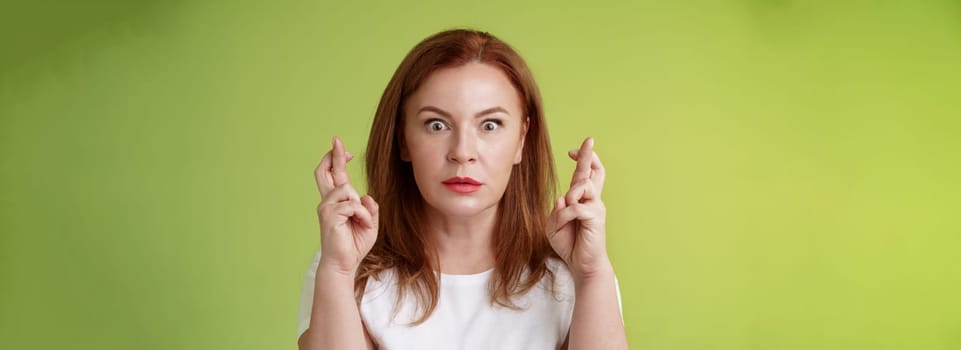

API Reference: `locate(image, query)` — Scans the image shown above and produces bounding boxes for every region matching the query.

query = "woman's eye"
[481,120,501,131]
[427,120,447,132]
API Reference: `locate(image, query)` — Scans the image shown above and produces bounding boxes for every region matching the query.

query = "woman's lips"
[443,183,481,193]
[442,177,482,193]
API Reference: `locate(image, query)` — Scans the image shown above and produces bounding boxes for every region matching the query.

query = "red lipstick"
[442,177,482,194]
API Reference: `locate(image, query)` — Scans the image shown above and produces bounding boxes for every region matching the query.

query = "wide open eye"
[426,119,448,132]
[481,119,502,132]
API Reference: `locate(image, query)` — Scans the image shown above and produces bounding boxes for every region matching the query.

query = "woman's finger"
[315,140,355,198]
[569,137,594,189]
[321,188,365,221]
[546,196,565,231]
[564,178,597,205]
[345,200,375,230]
[320,182,362,207]
[327,200,359,221]
[548,209,579,240]
[360,195,380,228]
[315,150,334,196]
[331,137,351,187]
[567,148,605,192]
[550,202,598,229]
[547,197,572,239]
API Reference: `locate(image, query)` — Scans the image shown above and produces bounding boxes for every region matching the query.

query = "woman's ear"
[513,117,529,164]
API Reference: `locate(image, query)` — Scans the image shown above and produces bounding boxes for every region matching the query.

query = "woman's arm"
[548,137,628,349]
[300,137,379,349]
[568,259,627,350]
[297,263,375,350]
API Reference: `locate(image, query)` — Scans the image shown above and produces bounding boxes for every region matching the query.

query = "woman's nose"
[447,130,478,164]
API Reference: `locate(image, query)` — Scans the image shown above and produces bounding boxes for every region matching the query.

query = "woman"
[297,29,627,349]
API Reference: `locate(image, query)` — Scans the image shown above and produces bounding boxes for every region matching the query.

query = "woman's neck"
[424,205,498,275]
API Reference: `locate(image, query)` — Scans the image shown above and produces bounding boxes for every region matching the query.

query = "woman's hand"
[547,137,611,281]
[314,137,379,277]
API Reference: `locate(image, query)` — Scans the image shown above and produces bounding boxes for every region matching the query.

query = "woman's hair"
[357,28,559,324]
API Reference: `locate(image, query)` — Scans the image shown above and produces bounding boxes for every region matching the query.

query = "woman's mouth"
[442,177,482,194]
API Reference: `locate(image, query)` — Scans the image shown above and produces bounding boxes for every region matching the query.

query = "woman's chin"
[426,198,497,218]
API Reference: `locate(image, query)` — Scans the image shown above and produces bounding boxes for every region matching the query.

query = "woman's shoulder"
[545,257,570,274]
[544,257,573,282]
[539,257,576,298]
[543,257,625,319]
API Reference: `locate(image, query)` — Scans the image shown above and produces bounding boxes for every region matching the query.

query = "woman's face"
[402,62,528,219]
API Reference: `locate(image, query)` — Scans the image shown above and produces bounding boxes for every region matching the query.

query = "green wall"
[2,0,959,348]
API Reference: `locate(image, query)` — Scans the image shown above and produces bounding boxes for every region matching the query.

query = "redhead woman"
[297,29,628,350]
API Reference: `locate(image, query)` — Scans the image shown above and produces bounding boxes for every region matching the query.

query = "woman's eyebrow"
[417,105,511,118]
[416,106,451,118]
[474,106,510,118]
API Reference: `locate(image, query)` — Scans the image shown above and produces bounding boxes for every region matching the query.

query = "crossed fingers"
[566,137,606,202]
[315,137,355,199]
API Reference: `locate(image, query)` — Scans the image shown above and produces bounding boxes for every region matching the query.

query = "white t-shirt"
[296,250,622,350]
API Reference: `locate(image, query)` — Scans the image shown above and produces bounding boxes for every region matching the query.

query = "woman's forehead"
[406,63,523,117]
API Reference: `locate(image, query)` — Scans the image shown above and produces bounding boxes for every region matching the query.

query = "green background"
[2,0,959,348]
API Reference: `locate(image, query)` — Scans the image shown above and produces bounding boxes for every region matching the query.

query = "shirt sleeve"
[614,274,624,323]
[296,249,323,339]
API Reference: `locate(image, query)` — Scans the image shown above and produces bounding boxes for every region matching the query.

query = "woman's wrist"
[572,255,615,286]
[317,258,359,283]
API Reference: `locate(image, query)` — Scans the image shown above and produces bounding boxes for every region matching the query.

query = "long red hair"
[358,28,558,324]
